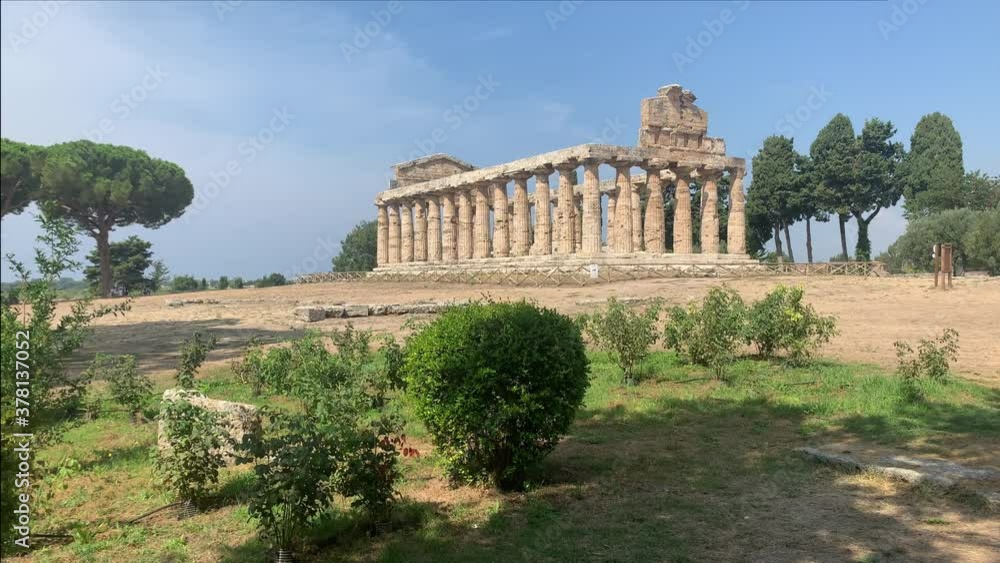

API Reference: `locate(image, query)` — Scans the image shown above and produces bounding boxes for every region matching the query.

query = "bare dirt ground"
[72,275,1000,386]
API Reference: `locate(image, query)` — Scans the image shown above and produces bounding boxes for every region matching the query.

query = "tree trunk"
[838,214,849,260]
[853,211,872,261]
[805,217,814,264]
[97,226,112,297]
[773,224,784,262]
[783,222,795,263]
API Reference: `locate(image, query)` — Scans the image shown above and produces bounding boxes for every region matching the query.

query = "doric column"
[673,167,694,254]
[612,163,634,254]
[376,204,388,266]
[631,173,642,251]
[607,191,616,250]
[387,203,401,264]
[474,183,491,258]
[492,180,510,257]
[457,188,473,260]
[700,167,723,254]
[442,192,458,261]
[556,164,576,255]
[582,160,601,255]
[643,164,666,254]
[575,196,583,253]
[512,173,531,256]
[400,200,414,262]
[727,167,747,255]
[426,196,441,262]
[413,199,427,261]
[531,169,552,255]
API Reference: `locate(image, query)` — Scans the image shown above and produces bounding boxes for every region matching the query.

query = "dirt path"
[70,275,1000,386]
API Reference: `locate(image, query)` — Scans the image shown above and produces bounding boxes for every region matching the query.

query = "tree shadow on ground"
[211,386,1000,562]
[70,318,303,375]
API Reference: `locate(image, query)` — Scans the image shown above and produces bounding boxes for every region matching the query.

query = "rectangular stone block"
[344,304,369,317]
[294,306,326,322]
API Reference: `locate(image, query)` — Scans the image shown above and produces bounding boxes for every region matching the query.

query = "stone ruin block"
[293,306,326,322]
[157,389,260,465]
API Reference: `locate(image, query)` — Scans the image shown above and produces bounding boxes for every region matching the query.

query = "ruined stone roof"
[392,153,476,171]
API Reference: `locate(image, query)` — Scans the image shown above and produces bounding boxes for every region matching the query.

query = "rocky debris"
[293,306,326,322]
[797,445,999,508]
[165,298,220,307]
[292,300,469,322]
[158,389,260,465]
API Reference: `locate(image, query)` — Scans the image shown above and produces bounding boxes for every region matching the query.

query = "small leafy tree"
[331,219,377,272]
[404,300,589,490]
[171,275,199,292]
[85,353,151,422]
[156,398,230,510]
[746,285,838,364]
[579,298,662,385]
[83,236,153,294]
[247,410,338,553]
[232,277,245,289]
[894,329,959,382]
[199,278,208,290]
[147,259,170,292]
[176,332,217,389]
[217,276,230,290]
[664,287,748,381]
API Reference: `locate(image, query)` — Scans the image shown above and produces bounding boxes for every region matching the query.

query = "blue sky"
[2,0,998,279]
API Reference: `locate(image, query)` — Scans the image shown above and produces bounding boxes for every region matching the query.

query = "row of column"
[376,163,746,266]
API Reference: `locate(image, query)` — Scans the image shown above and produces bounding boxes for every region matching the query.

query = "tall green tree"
[747,136,800,261]
[83,235,153,293]
[332,219,377,272]
[40,141,193,296]
[811,114,859,260]
[1,138,43,217]
[962,170,1000,211]
[849,118,905,260]
[148,259,170,292]
[791,155,829,263]
[901,112,964,218]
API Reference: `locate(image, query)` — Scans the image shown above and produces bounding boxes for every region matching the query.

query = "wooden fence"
[296,261,888,287]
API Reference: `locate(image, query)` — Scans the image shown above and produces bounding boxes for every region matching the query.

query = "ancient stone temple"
[373,85,750,272]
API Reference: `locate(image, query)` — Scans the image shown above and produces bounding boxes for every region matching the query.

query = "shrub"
[746,285,838,364]
[257,273,287,288]
[580,298,662,384]
[85,354,151,422]
[329,322,373,370]
[664,287,747,380]
[247,410,338,552]
[963,208,1000,274]
[231,337,266,396]
[895,329,959,382]
[171,275,199,292]
[404,300,589,490]
[176,332,217,389]
[156,398,230,508]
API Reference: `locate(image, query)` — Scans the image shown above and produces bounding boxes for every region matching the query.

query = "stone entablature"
[373,85,748,270]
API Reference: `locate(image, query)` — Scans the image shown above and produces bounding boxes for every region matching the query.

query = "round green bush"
[403,300,589,490]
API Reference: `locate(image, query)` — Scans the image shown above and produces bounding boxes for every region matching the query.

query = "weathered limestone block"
[324,305,346,318]
[344,304,369,317]
[294,306,326,322]
[158,389,260,465]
